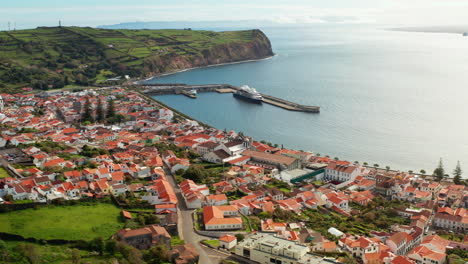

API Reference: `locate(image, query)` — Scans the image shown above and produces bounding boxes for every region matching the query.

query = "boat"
[188,89,197,96]
[233,85,263,103]
[463,32,468,37]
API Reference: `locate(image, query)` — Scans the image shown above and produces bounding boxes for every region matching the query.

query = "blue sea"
[148,25,468,174]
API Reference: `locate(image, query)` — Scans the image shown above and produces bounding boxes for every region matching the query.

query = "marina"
[137,83,320,113]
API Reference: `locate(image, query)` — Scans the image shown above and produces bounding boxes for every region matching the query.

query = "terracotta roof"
[122,210,132,219]
[242,150,297,166]
[219,234,237,243]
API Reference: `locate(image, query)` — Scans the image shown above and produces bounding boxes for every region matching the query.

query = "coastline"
[136,55,276,84]
[142,91,447,179]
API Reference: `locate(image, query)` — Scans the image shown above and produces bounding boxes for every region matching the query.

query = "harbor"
[136,83,320,113]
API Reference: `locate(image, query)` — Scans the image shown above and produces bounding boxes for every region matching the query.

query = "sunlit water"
[148,25,468,174]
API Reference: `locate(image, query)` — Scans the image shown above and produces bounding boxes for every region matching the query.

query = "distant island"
[0,27,273,92]
[389,25,468,35]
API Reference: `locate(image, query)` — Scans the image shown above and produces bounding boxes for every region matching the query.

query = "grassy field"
[0,203,124,240]
[202,239,220,248]
[0,26,267,90]
[0,167,10,178]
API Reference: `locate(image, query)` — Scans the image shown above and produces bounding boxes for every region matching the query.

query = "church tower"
[0,95,4,111]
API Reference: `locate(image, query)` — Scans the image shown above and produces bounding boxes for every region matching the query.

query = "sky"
[1,0,467,30]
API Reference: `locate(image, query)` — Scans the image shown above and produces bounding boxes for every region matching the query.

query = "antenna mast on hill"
[7,22,10,31]
[59,20,62,27]
[13,22,16,31]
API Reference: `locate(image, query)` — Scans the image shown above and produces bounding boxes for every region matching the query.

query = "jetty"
[137,83,320,113]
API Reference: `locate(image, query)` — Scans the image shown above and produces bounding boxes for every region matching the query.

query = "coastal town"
[0,86,466,264]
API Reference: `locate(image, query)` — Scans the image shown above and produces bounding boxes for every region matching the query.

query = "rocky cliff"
[0,27,273,91]
[141,29,274,76]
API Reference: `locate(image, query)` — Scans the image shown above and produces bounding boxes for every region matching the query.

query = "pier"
[137,83,320,113]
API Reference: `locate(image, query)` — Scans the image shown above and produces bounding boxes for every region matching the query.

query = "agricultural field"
[0,203,124,240]
[0,26,268,91]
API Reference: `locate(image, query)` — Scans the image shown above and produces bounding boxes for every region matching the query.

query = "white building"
[235,233,330,264]
[0,95,4,111]
[158,108,173,121]
[219,234,237,250]
[433,207,467,233]
[324,162,360,182]
[203,205,242,231]
[278,169,311,183]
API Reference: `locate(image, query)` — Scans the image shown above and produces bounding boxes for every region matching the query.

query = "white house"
[159,108,173,121]
[219,234,237,250]
[324,162,360,182]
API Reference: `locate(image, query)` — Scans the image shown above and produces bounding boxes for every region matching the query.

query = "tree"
[90,237,105,256]
[235,234,245,242]
[0,240,9,262]
[182,166,207,183]
[385,166,390,171]
[373,164,379,168]
[453,161,462,185]
[70,248,81,264]
[258,211,272,219]
[17,243,40,264]
[126,247,144,264]
[420,169,426,174]
[341,254,358,264]
[96,98,104,122]
[81,97,93,123]
[145,244,169,263]
[105,240,118,255]
[106,99,116,119]
[433,158,445,182]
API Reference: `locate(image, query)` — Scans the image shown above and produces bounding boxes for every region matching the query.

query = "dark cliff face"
[142,29,274,76]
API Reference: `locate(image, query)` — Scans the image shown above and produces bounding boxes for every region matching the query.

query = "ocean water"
[148,25,468,174]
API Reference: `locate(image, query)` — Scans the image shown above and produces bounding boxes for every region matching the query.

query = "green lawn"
[0,203,124,240]
[202,240,220,248]
[171,236,185,246]
[194,212,201,230]
[0,167,10,178]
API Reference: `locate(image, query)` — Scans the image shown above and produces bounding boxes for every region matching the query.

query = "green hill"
[0,26,273,92]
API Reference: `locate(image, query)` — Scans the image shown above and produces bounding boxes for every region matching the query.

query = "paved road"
[164,168,217,264]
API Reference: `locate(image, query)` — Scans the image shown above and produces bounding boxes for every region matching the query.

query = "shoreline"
[135,55,276,84]
[144,92,457,179]
[128,55,463,180]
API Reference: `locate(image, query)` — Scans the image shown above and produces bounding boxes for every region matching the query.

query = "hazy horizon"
[1,0,468,30]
